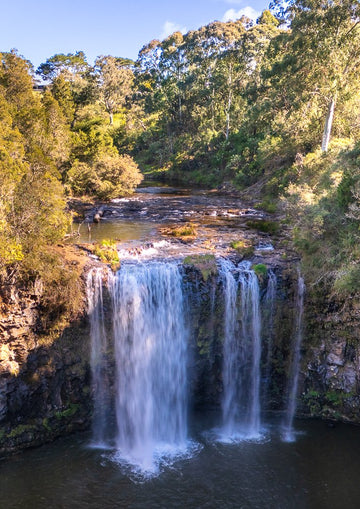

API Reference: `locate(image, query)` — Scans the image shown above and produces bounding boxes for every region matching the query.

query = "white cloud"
[160,21,187,40]
[222,6,261,23]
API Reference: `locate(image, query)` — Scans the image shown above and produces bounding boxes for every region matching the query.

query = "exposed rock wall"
[182,259,300,412]
[0,275,92,456]
[300,284,360,422]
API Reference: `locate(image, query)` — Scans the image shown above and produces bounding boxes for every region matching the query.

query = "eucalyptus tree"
[94,55,134,124]
[37,51,98,124]
[270,0,360,151]
[185,19,247,140]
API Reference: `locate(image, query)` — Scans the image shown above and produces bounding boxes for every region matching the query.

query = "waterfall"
[219,259,262,440]
[110,261,188,472]
[282,275,305,442]
[87,268,111,446]
[264,270,277,394]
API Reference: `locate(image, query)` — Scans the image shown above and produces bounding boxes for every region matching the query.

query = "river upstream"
[2,185,360,508]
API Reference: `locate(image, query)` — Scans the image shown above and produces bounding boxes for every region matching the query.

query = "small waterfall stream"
[219,259,262,440]
[264,270,277,394]
[282,275,305,442]
[87,268,111,446]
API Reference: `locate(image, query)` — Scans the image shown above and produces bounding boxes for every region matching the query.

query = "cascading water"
[264,270,277,393]
[282,274,305,442]
[110,261,189,473]
[219,259,262,440]
[87,252,304,474]
[87,268,111,446]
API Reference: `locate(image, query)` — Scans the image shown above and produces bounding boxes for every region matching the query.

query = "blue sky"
[0,0,270,69]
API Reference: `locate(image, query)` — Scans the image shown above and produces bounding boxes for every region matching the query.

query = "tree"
[0,51,70,275]
[66,153,143,199]
[270,0,360,151]
[36,51,89,81]
[95,55,134,124]
[37,52,99,123]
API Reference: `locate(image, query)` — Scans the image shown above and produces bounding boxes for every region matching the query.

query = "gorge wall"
[0,270,93,456]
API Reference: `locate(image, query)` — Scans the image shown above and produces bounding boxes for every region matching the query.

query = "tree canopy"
[1,3,360,296]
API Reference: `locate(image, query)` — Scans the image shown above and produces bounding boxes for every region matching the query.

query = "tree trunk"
[321,97,336,152]
[225,64,233,141]
[109,112,114,125]
[211,87,215,130]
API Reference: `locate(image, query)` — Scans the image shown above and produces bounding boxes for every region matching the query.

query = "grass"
[161,223,197,241]
[246,220,279,234]
[229,239,254,257]
[252,263,268,280]
[183,254,217,281]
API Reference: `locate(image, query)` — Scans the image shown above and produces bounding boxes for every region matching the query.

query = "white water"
[110,261,189,473]
[282,275,305,442]
[264,270,277,392]
[219,259,262,440]
[87,268,111,447]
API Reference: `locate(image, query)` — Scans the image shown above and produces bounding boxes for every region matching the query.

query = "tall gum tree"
[94,56,134,125]
[270,0,360,151]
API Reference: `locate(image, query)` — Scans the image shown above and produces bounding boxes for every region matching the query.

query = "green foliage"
[7,424,36,439]
[255,200,277,213]
[229,239,254,257]
[66,153,143,199]
[252,263,268,279]
[0,52,71,284]
[246,220,279,234]
[303,389,321,415]
[55,403,80,419]
[183,254,217,281]
[333,266,360,297]
[93,239,120,270]
[93,153,143,199]
[166,223,197,238]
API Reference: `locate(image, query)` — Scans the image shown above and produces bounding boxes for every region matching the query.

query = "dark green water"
[1,416,360,509]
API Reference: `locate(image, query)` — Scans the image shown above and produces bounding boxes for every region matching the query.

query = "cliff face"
[0,272,92,456]
[300,285,360,422]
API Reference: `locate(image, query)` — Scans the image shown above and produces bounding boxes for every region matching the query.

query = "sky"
[0,0,270,70]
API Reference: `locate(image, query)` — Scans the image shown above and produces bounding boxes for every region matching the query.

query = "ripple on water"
[107,440,203,483]
[203,426,270,446]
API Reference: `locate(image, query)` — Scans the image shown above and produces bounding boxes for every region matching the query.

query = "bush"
[93,239,120,270]
[252,263,268,279]
[230,239,254,257]
[333,265,360,296]
[246,220,279,234]
[67,153,143,200]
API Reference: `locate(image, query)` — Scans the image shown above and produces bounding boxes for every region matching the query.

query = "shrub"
[246,220,279,234]
[93,239,120,271]
[230,239,254,257]
[94,153,143,200]
[252,263,267,279]
[67,153,143,200]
